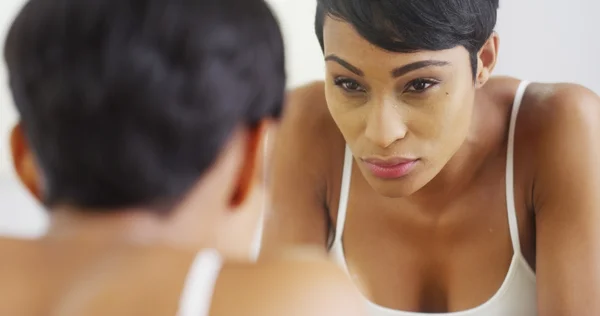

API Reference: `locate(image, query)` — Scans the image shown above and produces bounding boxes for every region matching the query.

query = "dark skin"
[1,122,365,316]
[262,17,600,314]
[0,238,363,316]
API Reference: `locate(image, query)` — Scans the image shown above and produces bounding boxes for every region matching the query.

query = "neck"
[45,202,235,257]
[408,90,509,209]
[46,207,168,247]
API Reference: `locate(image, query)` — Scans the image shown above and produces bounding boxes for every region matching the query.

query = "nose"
[365,99,407,149]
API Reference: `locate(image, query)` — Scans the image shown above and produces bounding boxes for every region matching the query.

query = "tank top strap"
[334,145,354,244]
[505,80,531,255]
[176,249,223,316]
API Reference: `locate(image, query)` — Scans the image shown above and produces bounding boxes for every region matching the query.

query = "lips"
[362,157,419,179]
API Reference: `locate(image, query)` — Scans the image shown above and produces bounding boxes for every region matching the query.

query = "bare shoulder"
[520,82,600,136]
[483,77,600,137]
[0,238,45,315]
[518,82,600,201]
[285,80,346,170]
[282,81,341,146]
[286,81,329,117]
[528,82,600,113]
[519,86,600,315]
[0,238,47,285]
[262,81,345,253]
[213,251,365,316]
[273,81,344,184]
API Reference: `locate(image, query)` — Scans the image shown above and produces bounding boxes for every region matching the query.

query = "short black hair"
[5,0,285,212]
[315,0,499,77]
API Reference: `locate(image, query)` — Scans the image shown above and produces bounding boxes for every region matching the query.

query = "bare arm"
[260,82,334,258]
[533,84,600,315]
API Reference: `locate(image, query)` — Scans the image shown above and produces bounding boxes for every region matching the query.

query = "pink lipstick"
[362,157,418,179]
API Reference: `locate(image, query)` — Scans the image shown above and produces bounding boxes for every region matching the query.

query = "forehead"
[322,16,468,68]
[322,17,375,54]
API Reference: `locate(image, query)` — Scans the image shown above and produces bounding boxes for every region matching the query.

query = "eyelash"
[333,77,439,94]
[333,77,365,93]
[406,78,439,92]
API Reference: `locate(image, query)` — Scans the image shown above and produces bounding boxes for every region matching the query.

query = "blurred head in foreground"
[5,0,285,260]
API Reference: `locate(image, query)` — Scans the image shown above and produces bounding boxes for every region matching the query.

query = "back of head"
[314,0,499,77]
[2,4,372,316]
[4,0,285,212]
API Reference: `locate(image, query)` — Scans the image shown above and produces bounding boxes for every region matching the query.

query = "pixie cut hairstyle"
[5,0,286,212]
[315,0,500,77]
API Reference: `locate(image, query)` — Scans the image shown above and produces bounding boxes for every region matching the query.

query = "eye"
[333,77,366,93]
[406,79,438,93]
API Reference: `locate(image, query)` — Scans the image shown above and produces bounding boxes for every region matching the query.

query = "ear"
[230,120,271,207]
[10,123,43,201]
[476,32,500,88]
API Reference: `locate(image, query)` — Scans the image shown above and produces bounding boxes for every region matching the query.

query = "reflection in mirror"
[261,0,600,315]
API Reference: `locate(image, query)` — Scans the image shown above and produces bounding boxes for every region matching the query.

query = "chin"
[366,176,422,198]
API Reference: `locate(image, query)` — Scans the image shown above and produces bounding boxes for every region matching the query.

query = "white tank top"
[176,249,223,316]
[330,81,537,316]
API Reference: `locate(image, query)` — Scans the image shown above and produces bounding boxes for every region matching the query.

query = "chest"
[328,162,536,313]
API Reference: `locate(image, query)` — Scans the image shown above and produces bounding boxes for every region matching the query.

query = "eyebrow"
[324,54,451,78]
[324,55,364,76]
[391,60,450,78]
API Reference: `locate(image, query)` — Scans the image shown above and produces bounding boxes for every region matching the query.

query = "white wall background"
[1,0,599,238]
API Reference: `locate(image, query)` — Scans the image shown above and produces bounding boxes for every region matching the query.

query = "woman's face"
[323,18,477,198]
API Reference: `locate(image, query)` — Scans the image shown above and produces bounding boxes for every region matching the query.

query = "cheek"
[435,92,474,151]
[409,89,474,149]
[325,88,366,140]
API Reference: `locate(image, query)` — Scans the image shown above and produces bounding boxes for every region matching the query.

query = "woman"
[0,0,364,315]
[261,0,600,315]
